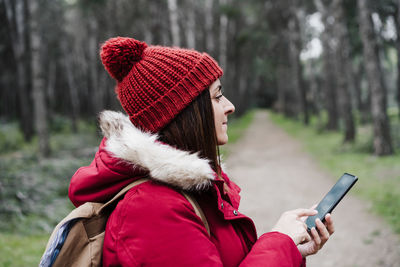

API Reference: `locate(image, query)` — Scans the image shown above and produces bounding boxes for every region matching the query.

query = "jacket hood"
[69,110,216,206]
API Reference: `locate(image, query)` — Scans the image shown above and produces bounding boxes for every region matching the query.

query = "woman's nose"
[224,97,235,115]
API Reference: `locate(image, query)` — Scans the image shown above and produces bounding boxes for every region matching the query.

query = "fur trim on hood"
[98,110,215,191]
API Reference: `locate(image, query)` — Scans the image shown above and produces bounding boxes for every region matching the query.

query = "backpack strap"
[181,191,211,236]
[98,178,151,214]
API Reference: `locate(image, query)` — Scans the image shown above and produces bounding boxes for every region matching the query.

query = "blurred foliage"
[1,0,399,155]
[0,122,26,153]
[269,110,400,234]
[0,118,100,233]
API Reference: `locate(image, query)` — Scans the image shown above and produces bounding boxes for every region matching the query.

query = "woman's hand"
[297,213,335,257]
[271,209,318,245]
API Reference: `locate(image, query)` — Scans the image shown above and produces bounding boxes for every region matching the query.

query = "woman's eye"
[214,87,224,101]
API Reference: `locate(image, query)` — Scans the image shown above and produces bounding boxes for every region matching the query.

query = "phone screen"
[306,173,358,230]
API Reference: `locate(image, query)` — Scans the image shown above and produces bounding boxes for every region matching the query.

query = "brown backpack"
[39,178,209,267]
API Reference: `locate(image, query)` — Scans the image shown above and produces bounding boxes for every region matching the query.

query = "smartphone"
[306,173,358,231]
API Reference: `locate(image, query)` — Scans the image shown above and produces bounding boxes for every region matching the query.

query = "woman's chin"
[217,136,229,146]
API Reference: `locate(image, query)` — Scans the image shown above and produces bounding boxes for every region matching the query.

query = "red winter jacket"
[69,111,306,267]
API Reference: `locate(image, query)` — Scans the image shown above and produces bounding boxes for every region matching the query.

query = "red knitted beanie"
[100,37,223,133]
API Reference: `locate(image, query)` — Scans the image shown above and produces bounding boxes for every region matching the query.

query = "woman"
[69,37,334,266]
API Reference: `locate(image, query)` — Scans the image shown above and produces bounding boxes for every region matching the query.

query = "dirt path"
[225,110,400,267]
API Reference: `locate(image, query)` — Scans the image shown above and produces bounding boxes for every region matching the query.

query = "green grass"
[0,233,48,267]
[269,111,400,234]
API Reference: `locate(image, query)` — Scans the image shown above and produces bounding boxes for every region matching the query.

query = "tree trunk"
[185,2,196,49]
[353,61,363,115]
[204,0,215,53]
[167,0,181,46]
[219,0,229,69]
[276,39,296,117]
[30,0,50,157]
[46,60,56,120]
[145,0,165,45]
[88,17,103,114]
[3,0,34,141]
[276,60,289,115]
[289,1,308,124]
[315,0,339,130]
[397,0,400,119]
[358,0,393,155]
[287,19,300,118]
[333,0,355,142]
[305,59,321,115]
[353,60,370,123]
[62,40,79,132]
[266,0,297,117]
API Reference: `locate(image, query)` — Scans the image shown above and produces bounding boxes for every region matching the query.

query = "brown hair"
[158,89,221,176]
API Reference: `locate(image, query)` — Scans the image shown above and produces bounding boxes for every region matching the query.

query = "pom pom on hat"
[100,37,148,81]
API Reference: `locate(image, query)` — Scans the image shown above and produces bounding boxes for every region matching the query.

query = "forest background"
[0,0,399,265]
